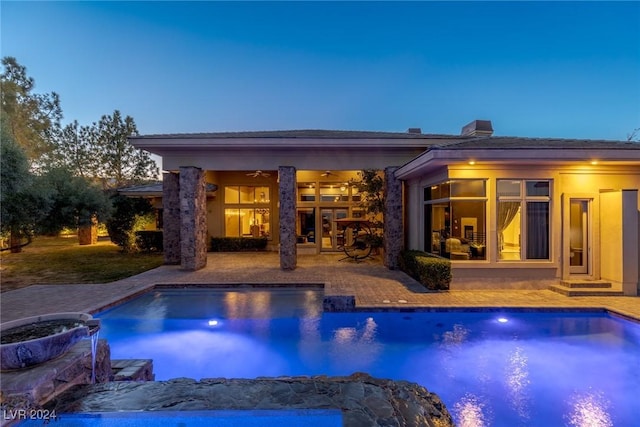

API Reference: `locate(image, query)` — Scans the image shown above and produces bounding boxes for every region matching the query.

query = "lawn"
[0,236,164,292]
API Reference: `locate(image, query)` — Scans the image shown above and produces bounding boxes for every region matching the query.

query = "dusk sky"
[2,1,639,141]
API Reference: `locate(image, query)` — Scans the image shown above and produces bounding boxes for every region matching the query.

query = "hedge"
[135,230,163,253]
[399,249,452,290]
[210,237,268,252]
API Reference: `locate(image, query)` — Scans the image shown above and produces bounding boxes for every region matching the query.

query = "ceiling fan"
[321,170,336,177]
[246,170,270,178]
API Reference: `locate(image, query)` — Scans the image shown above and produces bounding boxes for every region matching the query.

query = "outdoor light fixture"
[590,160,599,165]
[468,160,476,165]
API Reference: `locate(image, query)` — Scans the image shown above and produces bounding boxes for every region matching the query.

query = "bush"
[210,237,268,252]
[399,250,452,290]
[106,195,155,253]
[135,230,163,252]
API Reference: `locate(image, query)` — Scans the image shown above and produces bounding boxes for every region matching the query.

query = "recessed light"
[468,160,476,165]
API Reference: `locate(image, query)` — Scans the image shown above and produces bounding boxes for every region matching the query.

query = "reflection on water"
[565,389,613,427]
[330,317,381,370]
[505,346,531,421]
[453,393,491,427]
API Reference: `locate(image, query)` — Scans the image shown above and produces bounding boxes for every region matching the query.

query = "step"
[559,280,612,289]
[111,359,155,381]
[548,284,624,297]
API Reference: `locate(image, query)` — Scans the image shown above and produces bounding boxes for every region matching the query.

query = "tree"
[0,118,50,251]
[46,120,95,178]
[1,56,62,166]
[35,168,112,236]
[350,169,385,249]
[87,110,158,189]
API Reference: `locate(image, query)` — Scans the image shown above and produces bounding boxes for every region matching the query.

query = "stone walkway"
[2,253,639,322]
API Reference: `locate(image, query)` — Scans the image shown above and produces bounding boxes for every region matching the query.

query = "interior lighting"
[468,160,476,165]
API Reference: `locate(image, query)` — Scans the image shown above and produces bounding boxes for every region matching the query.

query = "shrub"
[135,230,163,252]
[106,195,155,253]
[210,237,268,252]
[399,250,452,290]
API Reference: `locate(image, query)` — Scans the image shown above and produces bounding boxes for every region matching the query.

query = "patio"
[2,253,639,323]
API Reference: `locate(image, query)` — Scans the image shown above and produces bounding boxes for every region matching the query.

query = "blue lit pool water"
[19,410,342,426]
[96,289,640,427]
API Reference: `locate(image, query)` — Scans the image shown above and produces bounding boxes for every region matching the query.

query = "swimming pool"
[18,409,343,426]
[97,288,640,427]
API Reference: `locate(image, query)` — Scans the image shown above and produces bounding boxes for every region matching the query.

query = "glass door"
[320,209,348,251]
[569,199,589,274]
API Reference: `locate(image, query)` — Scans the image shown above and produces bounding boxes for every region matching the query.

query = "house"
[129,121,640,295]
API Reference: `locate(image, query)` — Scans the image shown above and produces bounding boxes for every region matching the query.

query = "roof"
[132,129,460,140]
[433,136,640,150]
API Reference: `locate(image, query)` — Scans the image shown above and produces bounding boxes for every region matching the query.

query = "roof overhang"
[395,148,640,180]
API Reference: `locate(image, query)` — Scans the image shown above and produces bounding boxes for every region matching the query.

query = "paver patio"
[2,253,638,323]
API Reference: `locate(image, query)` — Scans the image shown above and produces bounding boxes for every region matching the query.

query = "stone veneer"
[383,167,403,269]
[45,374,454,427]
[162,172,181,265]
[179,167,207,271]
[279,166,297,270]
[0,339,111,424]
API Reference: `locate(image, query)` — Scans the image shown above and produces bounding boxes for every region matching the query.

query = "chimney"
[407,128,422,134]
[461,120,493,136]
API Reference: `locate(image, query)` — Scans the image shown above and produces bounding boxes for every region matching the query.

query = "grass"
[0,236,164,292]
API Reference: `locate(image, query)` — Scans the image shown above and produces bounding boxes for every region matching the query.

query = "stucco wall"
[403,164,640,289]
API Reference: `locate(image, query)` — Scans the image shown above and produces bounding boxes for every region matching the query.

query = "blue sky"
[2,1,639,140]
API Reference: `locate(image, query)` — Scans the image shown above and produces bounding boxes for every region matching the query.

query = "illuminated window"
[319,182,348,202]
[497,180,550,260]
[225,186,270,204]
[423,180,487,260]
[224,186,270,238]
[298,183,316,202]
[224,208,270,238]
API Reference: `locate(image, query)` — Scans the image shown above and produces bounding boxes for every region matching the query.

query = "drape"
[526,202,549,259]
[497,201,520,251]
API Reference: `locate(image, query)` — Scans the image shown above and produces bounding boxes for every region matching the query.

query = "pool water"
[18,409,342,426]
[97,289,640,427]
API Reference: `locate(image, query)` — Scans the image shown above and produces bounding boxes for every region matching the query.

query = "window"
[319,182,348,202]
[224,186,271,238]
[225,186,270,204]
[497,180,550,260]
[298,183,316,202]
[424,180,487,260]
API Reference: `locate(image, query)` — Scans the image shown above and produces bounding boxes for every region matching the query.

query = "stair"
[548,280,624,297]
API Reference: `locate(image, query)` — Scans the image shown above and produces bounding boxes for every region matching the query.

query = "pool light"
[208,319,220,327]
[497,317,509,323]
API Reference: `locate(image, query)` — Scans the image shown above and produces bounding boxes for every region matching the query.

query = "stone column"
[162,172,181,265]
[279,166,297,270]
[179,167,207,271]
[383,167,403,269]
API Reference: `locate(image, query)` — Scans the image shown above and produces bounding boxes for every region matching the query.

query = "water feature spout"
[0,313,100,371]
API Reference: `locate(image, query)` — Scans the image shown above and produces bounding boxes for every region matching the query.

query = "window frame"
[496,179,551,261]
[223,185,272,239]
[423,179,488,260]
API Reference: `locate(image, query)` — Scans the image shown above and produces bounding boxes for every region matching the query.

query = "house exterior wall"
[404,164,640,291]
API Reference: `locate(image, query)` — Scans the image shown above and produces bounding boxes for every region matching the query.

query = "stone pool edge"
[38,373,455,427]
